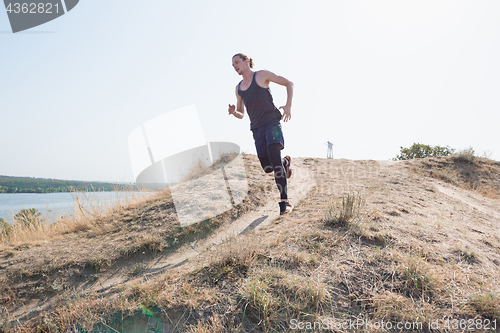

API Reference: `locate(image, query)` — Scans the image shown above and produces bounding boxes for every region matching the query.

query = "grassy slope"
[1,155,500,332]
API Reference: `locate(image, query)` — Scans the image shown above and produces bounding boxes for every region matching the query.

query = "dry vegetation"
[411,151,500,199]
[1,154,500,332]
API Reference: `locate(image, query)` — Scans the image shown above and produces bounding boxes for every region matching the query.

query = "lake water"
[0,191,151,224]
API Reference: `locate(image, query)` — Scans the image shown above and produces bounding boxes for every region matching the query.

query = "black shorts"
[251,119,284,158]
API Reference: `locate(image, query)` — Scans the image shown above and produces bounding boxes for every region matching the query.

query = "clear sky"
[1,0,499,183]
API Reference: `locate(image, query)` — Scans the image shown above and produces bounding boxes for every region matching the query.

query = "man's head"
[232,53,253,75]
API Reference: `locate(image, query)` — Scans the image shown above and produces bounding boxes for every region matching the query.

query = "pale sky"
[1,0,499,183]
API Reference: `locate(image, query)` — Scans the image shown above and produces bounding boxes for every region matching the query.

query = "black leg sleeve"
[267,143,287,200]
[259,156,274,174]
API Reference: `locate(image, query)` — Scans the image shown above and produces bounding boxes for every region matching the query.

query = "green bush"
[395,143,455,160]
[14,208,45,229]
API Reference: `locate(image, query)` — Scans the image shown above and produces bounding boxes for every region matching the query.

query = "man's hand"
[229,104,244,119]
[228,104,236,115]
[280,105,292,122]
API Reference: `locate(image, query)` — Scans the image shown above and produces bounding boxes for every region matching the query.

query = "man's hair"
[233,53,254,69]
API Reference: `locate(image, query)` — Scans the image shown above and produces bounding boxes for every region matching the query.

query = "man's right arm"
[228,85,245,119]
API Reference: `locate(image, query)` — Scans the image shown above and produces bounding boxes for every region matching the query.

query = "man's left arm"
[261,70,294,122]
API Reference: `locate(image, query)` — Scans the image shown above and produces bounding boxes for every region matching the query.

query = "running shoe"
[284,155,292,179]
[279,201,294,215]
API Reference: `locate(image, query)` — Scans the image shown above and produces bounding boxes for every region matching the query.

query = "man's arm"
[228,85,245,119]
[259,70,294,122]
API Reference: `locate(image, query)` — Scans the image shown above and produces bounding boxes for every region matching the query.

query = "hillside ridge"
[1,155,499,332]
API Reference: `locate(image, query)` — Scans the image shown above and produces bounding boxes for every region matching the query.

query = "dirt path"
[435,183,500,220]
[90,159,316,292]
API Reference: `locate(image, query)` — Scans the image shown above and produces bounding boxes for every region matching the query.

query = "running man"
[228,53,294,215]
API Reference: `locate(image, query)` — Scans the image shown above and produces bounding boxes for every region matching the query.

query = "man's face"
[232,56,246,75]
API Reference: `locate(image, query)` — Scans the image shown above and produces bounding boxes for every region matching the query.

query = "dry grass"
[181,153,240,183]
[453,147,476,163]
[206,235,261,275]
[237,265,331,330]
[0,188,158,248]
[188,314,227,333]
[469,291,500,320]
[397,254,437,301]
[3,155,500,332]
[0,154,275,331]
[372,291,437,327]
[412,155,500,199]
[429,166,460,185]
[323,192,364,226]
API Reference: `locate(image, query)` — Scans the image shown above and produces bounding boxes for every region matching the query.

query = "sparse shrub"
[122,235,164,256]
[349,222,391,246]
[454,246,479,264]
[85,258,110,272]
[206,236,258,283]
[0,219,13,240]
[36,320,59,333]
[188,313,226,333]
[469,292,500,320]
[14,208,45,229]
[399,256,435,300]
[129,265,146,277]
[241,276,278,328]
[481,150,493,159]
[284,275,330,311]
[373,291,418,324]
[181,158,212,183]
[429,167,460,184]
[453,147,476,163]
[0,306,9,333]
[323,193,363,226]
[239,267,330,330]
[395,143,455,160]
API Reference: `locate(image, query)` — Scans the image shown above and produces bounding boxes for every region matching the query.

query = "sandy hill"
[0,154,499,332]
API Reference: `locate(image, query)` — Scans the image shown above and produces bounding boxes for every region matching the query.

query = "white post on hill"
[327,141,334,159]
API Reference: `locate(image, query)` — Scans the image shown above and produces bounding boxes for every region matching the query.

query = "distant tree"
[0,176,136,193]
[395,143,455,160]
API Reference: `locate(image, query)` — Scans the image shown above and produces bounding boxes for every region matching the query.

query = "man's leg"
[260,156,290,175]
[267,143,287,201]
[259,156,274,174]
[256,120,292,214]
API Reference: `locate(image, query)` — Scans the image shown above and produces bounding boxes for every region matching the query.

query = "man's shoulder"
[256,69,271,76]
[255,70,273,83]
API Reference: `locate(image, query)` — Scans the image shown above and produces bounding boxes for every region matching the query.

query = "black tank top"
[238,72,282,129]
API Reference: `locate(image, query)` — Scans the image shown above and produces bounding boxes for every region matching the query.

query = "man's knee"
[259,157,273,173]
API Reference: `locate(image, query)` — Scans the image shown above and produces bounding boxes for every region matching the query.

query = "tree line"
[0,175,136,193]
